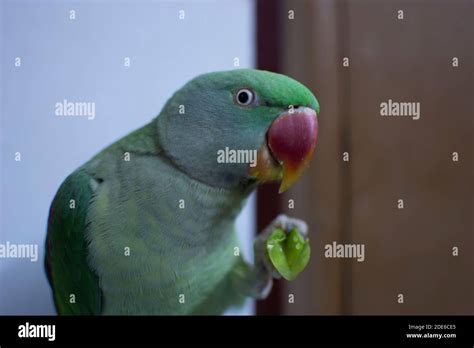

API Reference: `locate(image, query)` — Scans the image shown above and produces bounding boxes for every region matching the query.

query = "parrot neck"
[111,119,254,230]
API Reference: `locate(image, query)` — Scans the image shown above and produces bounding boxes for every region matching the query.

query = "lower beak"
[249,107,318,193]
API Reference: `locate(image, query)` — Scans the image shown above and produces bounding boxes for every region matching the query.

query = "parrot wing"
[45,169,102,315]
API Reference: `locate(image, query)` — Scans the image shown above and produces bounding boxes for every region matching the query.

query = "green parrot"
[45,69,320,315]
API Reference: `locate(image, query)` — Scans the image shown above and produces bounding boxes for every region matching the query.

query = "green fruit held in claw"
[266,227,311,281]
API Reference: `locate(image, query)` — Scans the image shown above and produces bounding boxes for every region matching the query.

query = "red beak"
[267,107,318,192]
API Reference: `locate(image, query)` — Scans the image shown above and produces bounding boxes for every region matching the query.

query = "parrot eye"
[235,88,255,106]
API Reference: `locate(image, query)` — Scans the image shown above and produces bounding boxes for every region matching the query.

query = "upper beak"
[249,107,318,193]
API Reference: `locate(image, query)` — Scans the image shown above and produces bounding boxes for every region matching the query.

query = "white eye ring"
[235,89,254,106]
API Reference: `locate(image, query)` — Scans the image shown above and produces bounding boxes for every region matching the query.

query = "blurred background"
[1,0,472,315]
[256,0,473,315]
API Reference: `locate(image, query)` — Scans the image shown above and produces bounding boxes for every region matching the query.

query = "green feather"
[45,170,102,315]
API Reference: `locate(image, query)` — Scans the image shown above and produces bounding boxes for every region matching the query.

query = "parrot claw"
[267,214,308,239]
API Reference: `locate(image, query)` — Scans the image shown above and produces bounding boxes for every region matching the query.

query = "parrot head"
[157,69,319,193]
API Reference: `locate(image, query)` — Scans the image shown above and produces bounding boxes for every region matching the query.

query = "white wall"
[0,0,256,315]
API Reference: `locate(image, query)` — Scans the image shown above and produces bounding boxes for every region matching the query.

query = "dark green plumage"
[45,170,101,314]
